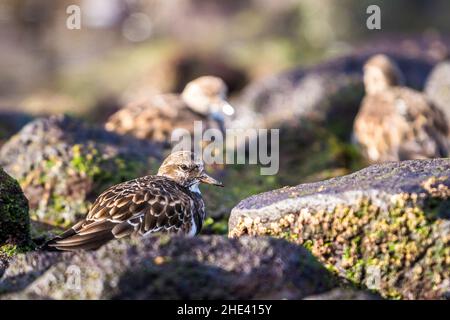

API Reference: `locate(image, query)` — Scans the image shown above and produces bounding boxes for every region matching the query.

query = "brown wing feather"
[44,176,199,251]
[354,88,449,162]
[104,94,219,146]
[105,94,193,143]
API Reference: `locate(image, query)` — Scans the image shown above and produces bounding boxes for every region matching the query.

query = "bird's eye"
[179,164,189,171]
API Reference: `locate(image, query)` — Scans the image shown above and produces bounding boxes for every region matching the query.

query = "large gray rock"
[0,235,337,299]
[229,159,450,299]
[0,115,161,227]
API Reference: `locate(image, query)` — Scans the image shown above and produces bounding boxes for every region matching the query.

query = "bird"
[353,54,449,162]
[43,151,223,251]
[105,76,234,148]
[425,59,450,128]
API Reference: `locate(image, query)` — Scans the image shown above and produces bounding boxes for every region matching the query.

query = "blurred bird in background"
[353,54,449,163]
[105,76,234,149]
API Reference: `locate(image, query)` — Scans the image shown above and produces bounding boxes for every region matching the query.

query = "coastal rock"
[0,115,161,228]
[0,236,337,299]
[0,168,30,246]
[0,168,30,265]
[229,159,450,299]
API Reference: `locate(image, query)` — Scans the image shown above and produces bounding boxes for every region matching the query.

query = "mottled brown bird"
[44,151,223,251]
[353,54,449,162]
[425,59,450,128]
[105,76,234,147]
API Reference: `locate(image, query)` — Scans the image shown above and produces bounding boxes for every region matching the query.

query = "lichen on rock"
[229,159,450,299]
[0,115,161,228]
[0,167,31,261]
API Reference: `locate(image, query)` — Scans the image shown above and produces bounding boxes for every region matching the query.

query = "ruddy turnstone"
[105,76,234,147]
[425,59,450,128]
[44,151,223,251]
[353,54,449,162]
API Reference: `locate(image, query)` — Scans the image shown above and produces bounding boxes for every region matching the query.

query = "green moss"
[0,168,31,250]
[0,244,18,257]
[303,240,314,250]
[70,144,101,177]
[0,242,35,257]
[203,217,228,235]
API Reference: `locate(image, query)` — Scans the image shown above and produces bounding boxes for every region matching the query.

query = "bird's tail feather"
[41,220,116,251]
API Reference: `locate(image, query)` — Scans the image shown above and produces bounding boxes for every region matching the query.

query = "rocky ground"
[1,41,449,299]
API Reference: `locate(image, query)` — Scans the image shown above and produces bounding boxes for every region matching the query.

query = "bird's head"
[181,76,235,123]
[363,54,404,95]
[157,151,223,190]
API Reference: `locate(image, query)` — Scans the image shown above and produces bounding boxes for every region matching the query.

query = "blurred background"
[1,1,449,300]
[1,0,450,121]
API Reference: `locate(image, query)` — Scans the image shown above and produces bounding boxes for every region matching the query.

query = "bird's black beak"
[198,173,224,187]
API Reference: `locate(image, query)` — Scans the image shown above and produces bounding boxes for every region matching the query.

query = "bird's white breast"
[189,183,201,195]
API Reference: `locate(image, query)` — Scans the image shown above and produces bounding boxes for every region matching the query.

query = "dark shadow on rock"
[114,236,336,300]
[0,236,345,299]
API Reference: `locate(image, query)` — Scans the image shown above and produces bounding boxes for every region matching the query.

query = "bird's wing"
[393,88,450,159]
[105,94,187,143]
[46,177,195,251]
[87,177,195,236]
[353,94,404,162]
[354,90,450,162]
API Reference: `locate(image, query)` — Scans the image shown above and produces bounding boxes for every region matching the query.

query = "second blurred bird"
[105,76,234,149]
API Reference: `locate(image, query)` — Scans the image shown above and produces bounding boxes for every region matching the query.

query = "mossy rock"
[0,115,161,228]
[0,168,30,255]
[229,159,450,299]
[0,236,339,299]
